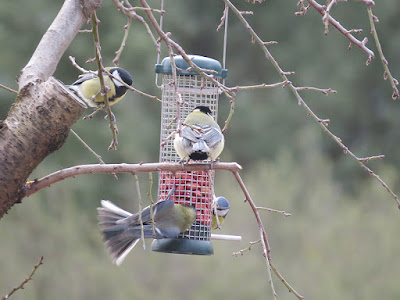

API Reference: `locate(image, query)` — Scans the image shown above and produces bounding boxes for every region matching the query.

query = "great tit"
[174,106,224,161]
[69,67,132,108]
[212,196,230,229]
[97,199,196,265]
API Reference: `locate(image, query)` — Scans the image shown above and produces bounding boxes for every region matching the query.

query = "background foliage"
[1,0,400,299]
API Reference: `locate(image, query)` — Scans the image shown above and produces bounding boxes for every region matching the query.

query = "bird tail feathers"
[97,200,138,266]
[192,140,210,153]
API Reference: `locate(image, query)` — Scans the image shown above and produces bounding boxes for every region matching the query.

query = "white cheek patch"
[112,70,124,87]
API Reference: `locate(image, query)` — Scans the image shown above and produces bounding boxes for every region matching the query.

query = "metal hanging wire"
[222,4,229,87]
[155,1,229,88]
[155,0,165,88]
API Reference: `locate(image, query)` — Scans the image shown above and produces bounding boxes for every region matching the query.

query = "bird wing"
[200,125,223,148]
[71,73,98,85]
[119,205,152,226]
[180,124,222,146]
[119,199,175,226]
[180,125,203,143]
[155,204,196,238]
[152,200,176,222]
[122,200,181,239]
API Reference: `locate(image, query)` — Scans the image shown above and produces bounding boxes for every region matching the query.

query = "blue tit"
[211,196,230,230]
[174,106,224,161]
[97,199,196,265]
[69,67,132,108]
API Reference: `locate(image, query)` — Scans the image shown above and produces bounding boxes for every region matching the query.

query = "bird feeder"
[151,55,228,255]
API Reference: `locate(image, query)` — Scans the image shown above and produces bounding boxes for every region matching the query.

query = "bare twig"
[322,0,342,35]
[127,6,164,14]
[260,227,277,300]
[69,129,118,179]
[91,12,119,150]
[357,155,385,163]
[366,6,399,99]
[270,261,305,300]
[232,171,270,253]
[232,171,304,299]
[222,94,236,133]
[232,170,276,297]
[112,0,158,47]
[2,256,44,300]
[165,41,182,131]
[295,0,310,16]
[78,29,93,33]
[70,129,104,163]
[257,207,292,217]
[232,239,261,256]
[216,4,229,32]
[305,0,375,60]
[147,172,155,235]
[0,83,18,94]
[113,18,132,65]
[160,128,178,147]
[296,86,337,95]
[69,56,92,74]
[133,173,146,249]
[228,81,289,92]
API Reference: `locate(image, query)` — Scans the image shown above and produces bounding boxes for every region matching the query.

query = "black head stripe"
[113,68,133,86]
[108,68,133,86]
[194,106,212,115]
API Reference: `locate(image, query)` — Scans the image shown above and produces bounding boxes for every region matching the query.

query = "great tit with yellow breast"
[97,199,196,265]
[212,196,230,229]
[174,106,224,161]
[69,67,132,108]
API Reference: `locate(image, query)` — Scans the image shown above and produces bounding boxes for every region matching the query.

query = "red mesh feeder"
[151,55,227,255]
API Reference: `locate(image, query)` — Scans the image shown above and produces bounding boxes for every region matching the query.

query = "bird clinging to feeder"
[97,198,196,265]
[212,196,230,230]
[174,106,225,162]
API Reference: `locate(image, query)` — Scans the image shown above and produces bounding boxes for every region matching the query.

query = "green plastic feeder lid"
[155,55,228,78]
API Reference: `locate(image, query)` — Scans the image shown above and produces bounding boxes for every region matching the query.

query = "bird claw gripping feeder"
[151,55,228,255]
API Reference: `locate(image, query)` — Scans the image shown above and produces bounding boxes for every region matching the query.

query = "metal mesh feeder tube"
[152,55,227,255]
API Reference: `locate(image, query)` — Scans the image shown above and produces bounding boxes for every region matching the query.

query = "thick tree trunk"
[0,0,101,218]
[0,78,85,216]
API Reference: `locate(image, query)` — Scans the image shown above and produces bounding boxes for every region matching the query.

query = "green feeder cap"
[155,55,228,78]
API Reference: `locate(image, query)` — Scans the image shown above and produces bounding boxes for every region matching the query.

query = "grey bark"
[0,0,101,218]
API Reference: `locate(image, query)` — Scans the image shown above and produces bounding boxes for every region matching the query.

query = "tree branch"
[24,162,242,197]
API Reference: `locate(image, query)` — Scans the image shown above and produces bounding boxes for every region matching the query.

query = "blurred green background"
[1,0,400,299]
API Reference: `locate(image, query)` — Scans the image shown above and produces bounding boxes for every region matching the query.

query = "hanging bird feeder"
[151,55,228,255]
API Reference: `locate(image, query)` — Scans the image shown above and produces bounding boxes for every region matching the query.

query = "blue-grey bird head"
[194,106,212,116]
[213,196,230,218]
